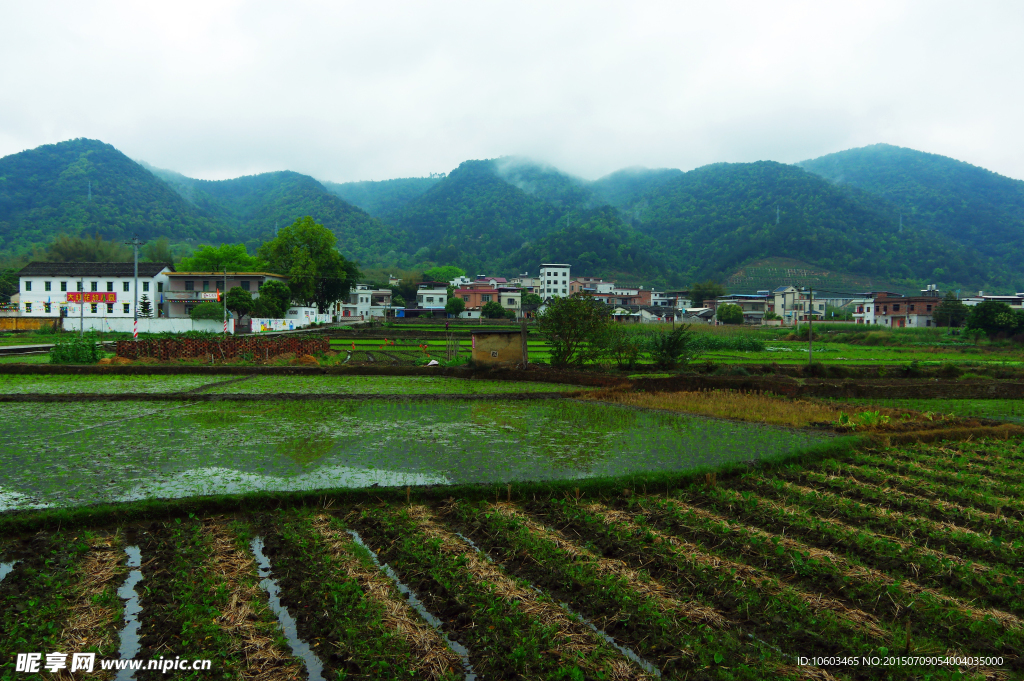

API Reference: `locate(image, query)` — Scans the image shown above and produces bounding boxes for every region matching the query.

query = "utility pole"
[79,276,84,338]
[223,268,228,340]
[125,236,145,340]
[808,287,814,365]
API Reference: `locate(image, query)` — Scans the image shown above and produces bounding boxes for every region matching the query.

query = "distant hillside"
[631,161,994,288]
[321,177,440,217]
[725,257,912,295]
[589,167,683,212]
[0,139,234,254]
[146,164,405,263]
[798,144,1024,282]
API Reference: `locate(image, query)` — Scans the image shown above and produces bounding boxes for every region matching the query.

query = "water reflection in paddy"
[0,399,827,510]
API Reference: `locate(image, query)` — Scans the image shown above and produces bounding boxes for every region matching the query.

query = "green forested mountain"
[321,177,441,217]
[797,144,1024,274]
[630,161,996,287]
[589,167,684,211]
[0,139,233,254]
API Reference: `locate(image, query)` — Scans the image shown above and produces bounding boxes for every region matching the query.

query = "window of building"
[123,281,130,292]
[77,281,83,292]
[909,304,915,311]
[185,281,194,291]
[61,281,67,292]
[926,319,932,326]
[463,295,470,301]
[507,298,515,305]
[44,281,51,292]
[203,281,210,292]
[24,281,31,292]
[107,281,114,292]
[91,282,98,292]
[44,303,51,314]
[157,283,163,293]
[426,296,434,303]
[241,280,250,291]
[417,295,424,303]
[482,295,491,302]
[24,302,31,313]
[926,304,932,312]
[123,303,130,314]
[90,303,98,313]
[893,304,900,311]
[107,303,114,314]
[143,282,149,292]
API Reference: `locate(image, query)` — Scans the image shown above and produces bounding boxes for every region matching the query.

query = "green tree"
[252,280,292,319]
[933,292,969,327]
[522,293,543,306]
[717,303,743,325]
[190,301,224,321]
[392,294,406,308]
[536,293,610,367]
[44,233,131,262]
[689,280,726,307]
[138,294,153,318]
[257,216,360,312]
[646,325,701,368]
[141,237,175,264]
[763,310,781,321]
[0,269,18,303]
[481,301,506,319]
[178,243,262,271]
[966,300,1023,338]
[225,286,254,318]
[824,305,852,321]
[424,265,465,283]
[601,324,644,370]
[445,296,466,317]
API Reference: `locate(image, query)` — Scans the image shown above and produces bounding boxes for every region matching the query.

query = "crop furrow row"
[785,469,1024,545]
[261,510,441,679]
[530,499,926,679]
[712,480,1023,613]
[764,478,1022,569]
[821,459,1024,522]
[872,447,1024,492]
[354,503,656,680]
[644,495,1024,659]
[445,500,775,678]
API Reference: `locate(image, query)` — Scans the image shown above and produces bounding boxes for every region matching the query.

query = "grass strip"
[792,467,1024,544]
[444,500,758,679]
[832,455,1024,521]
[759,477,1023,576]
[647,495,1024,661]
[205,518,303,681]
[708,480,1023,614]
[262,508,444,679]
[311,513,463,679]
[0,531,91,677]
[56,531,126,675]
[535,499,893,678]
[353,503,654,680]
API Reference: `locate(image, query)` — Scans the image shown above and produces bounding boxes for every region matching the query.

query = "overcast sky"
[2,1,1022,183]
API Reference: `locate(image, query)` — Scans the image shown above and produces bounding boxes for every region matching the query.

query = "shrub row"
[115,336,329,360]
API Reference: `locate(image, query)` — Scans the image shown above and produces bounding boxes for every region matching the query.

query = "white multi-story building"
[539,263,571,298]
[13,262,174,318]
[416,284,448,311]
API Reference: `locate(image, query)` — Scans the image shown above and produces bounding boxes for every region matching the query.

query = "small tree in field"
[138,294,153,318]
[717,303,743,325]
[934,291,969,328]
[481,301,506,319]
[445,296,466,317]
[536,294,610,367]
[226,287,254,319]
[190,302,224,321]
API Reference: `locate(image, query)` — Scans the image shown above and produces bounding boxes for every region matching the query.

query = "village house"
[164,271,288,319]
[13,261,175,319]
[962,292,1024,309]
[539,263,571,298]
[869,286,943,328]
[715,291,773,324]
[336,284,393,319]
[773,286,826,325]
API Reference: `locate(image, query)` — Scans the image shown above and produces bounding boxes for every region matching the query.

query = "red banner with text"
[66,293,117,303]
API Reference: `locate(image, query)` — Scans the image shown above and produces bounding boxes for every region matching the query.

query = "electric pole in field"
[808,287,814,365]
[79,276,84,338]
[223,268,228,340]
[125,236,145,340]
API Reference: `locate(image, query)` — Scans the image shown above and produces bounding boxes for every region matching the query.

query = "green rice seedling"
[352,503,656,680]
[652,489,1024,657]
[883,444,1024,488]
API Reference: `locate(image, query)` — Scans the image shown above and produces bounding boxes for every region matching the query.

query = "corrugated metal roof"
[18,262,174,277]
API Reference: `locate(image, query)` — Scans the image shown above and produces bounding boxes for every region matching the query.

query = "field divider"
[652,496,1024,635]
[205,519,305,681]
[309,514,465,680]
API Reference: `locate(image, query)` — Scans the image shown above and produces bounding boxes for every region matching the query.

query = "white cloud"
[1,0,1022,181]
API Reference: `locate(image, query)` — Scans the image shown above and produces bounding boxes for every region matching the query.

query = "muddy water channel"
[0,399,826,510]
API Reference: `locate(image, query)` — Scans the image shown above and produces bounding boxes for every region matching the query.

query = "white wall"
[63,318,235,334]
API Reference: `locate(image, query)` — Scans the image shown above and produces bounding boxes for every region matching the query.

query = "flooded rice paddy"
[0,399,825,510]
